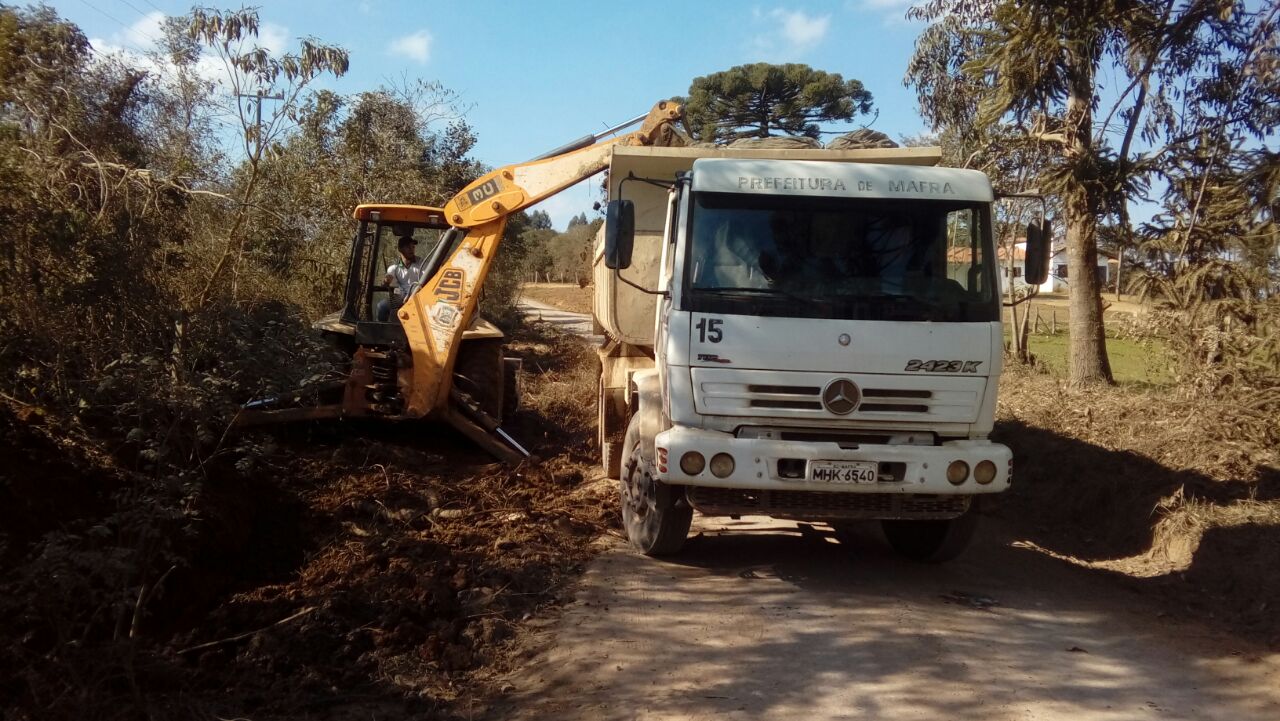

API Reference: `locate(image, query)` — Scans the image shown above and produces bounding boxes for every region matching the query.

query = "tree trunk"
[1063,72,1114,385]
[1005,236,1024,361]
[1064,195,1113,384]
[1115,251,1123,302]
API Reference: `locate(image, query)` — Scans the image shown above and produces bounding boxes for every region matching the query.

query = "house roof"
[947,245,1025,262]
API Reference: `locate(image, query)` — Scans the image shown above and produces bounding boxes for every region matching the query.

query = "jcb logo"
[467,178,501,206]
[434,268,466,303]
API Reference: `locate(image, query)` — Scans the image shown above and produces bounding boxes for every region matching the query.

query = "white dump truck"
[594,143,1049,561]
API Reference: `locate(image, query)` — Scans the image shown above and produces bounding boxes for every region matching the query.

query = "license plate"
[810,461,879,484]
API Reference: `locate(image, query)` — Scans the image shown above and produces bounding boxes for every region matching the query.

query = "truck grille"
[693,369,985,423]
[686,487,970,521]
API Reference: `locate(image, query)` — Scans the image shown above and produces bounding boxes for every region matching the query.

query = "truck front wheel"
[881,501,979,563]
[620,431,691,556]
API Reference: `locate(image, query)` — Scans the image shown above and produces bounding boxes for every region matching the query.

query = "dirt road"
[518,297,598,339]
[493,517,1279,720]
[501,304,1280,720]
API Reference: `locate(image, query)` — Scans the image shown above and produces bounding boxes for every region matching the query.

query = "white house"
[1000,240,1114,294]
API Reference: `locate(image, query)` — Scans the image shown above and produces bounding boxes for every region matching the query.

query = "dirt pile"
[993,363,1280,643]
[1,325,611,719]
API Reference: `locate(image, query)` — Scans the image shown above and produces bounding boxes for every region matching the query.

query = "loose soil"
[0,323,609,720]
[517,283,593,315]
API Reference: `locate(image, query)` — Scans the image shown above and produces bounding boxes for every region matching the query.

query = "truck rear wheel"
[620,422,691,556]
[881,501,979,563]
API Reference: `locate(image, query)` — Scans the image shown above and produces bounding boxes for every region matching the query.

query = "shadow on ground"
[492,517,1279,721]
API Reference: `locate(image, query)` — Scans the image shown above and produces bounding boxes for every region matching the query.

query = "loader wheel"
[454,340,504,421]
[619,421,691,556]
[881,500,979,563]
[501,358,520,421]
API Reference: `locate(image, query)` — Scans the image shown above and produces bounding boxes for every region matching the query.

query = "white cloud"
[257,22,290,55]
[86,10,164,61]
[122,11,165,50]
[751,8,831,59]
[389,30,432,64]
[773,9,830,49]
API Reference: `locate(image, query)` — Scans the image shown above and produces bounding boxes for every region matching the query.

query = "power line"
[117,0,160,23]
[77,0,151,56]
[78,0,164,52]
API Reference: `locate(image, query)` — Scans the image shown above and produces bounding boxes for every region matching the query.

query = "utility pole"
[237,89,285,156]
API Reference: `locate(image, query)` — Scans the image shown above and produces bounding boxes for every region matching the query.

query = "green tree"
[527,209,553,230]
[906,0,1273,385]
[181,7,349,308]
[682,63,873,142]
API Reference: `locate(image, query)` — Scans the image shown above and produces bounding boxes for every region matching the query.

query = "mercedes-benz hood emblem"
[822,378,861,415]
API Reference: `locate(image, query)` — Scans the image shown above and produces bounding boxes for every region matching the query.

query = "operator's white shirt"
[387,258,429,298]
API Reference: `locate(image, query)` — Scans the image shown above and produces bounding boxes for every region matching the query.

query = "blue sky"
[46,0,929,229]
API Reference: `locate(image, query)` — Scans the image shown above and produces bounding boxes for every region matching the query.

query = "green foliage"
[0,9,501,715]
[906,0,1279,385]
[527,209,553,230]
[682,63,873,142]
[523,217,602,284]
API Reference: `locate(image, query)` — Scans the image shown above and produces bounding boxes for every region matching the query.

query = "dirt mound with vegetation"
[0,326,609,720]
[992,364,1280,644]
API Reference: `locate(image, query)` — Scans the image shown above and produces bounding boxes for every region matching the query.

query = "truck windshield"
[684,192,999,322]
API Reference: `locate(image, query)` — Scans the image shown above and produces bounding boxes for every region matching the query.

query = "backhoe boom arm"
[396,101,684,419]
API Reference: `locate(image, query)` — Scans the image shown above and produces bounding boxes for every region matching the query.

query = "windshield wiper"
[695,286,808,304]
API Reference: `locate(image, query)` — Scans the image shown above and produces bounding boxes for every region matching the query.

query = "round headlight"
[946,460,969,485]
[709,453,735,479]
[680,451,705,476]
[974,460,997,485]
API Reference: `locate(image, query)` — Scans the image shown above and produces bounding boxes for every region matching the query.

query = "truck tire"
[881,501,979,563]
[620,422,691,556]
[598,376,624,479]
[602,439,623,481]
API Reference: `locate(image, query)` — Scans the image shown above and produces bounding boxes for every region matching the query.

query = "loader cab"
[316,204,457,347]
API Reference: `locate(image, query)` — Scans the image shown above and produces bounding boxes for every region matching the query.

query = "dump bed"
[591,144,944,347]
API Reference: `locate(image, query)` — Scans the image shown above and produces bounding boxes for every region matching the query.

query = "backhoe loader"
[238,100,685,461]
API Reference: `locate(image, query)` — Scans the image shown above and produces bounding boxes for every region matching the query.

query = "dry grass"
[994,363,1280,642]
[517,283,594,315]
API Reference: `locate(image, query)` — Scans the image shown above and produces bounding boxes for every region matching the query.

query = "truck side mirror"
[604,199,635,270]
[1024,220,1051,286]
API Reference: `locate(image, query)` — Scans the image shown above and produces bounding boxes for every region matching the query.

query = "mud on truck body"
[594,144,1048,561]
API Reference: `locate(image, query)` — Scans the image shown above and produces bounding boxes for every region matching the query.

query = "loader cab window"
[354,221,450,322]
[684,192,999,322]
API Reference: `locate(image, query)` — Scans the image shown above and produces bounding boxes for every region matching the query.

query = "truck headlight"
[946,460,969,485]
[680,452,705,475]
[974,460,997,485]
[710,453,735,478]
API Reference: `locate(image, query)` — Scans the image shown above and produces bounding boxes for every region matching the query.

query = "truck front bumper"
[653,426,1011,495]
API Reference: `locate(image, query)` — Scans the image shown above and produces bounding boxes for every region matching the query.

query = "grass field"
[1013,332,1174,386]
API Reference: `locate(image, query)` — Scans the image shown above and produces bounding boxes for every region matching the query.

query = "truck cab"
[595,146,1018,561]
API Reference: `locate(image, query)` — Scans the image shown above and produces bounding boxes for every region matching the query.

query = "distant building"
[986,239,1116,294]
